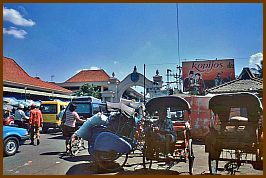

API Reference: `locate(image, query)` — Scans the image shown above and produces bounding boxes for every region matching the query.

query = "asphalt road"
[3,129,263,175]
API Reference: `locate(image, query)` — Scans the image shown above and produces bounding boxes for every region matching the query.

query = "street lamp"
[24,87,27,102]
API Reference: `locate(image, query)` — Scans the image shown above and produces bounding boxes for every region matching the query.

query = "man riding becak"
[146,108,177,158]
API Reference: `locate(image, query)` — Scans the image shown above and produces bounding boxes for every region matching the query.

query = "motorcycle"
[75,111,134,171]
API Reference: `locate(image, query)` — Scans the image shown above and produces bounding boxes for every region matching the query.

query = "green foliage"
[251,60,263,78]
[75,83,101,99]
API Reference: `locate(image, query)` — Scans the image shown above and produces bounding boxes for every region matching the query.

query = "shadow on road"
[117,168,180,175]
[66,163,181,175]
[192,139,205,145]
[47,135,65,140]
[66,162,123,175]
[59,154,92,162]
[40,151,63,156]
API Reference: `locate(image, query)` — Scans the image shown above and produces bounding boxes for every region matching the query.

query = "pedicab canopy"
[145,96,191,114]
[209,92,263,122]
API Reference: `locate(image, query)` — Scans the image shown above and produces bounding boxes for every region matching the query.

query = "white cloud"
[249,52,263,66]
[3,27,27,39]
[89,66,100,70]
[113,60,119,65]
[3,6,35,26]
[76,67,101,73]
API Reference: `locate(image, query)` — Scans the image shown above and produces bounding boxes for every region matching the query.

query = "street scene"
[3,129,263,175]
[3,3,263,176]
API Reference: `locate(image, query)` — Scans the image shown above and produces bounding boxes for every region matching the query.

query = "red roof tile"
[65,69,110,83]
[3,57,72,94]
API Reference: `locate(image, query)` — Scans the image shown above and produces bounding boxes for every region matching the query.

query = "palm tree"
[251,60,263,78]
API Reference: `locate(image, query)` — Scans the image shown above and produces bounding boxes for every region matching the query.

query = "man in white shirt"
[14,104,29,128]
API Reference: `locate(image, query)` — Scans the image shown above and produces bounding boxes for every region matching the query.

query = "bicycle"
[69,132,86,156]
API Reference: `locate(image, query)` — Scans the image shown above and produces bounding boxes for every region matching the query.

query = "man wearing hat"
[183,70,195,92]
[29,103,43,145]
[14,104,29,128]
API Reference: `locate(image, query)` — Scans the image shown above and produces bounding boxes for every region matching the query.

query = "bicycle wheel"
[94,150,128,171]
[70,134,81,156]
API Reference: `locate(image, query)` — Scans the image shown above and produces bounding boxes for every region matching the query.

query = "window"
[76,103,91,114]
[40,104,57,114]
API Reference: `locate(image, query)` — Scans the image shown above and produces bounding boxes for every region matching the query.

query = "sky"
[3,3,263,90]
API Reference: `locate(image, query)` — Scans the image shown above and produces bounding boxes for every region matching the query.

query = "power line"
[176,3,181,67]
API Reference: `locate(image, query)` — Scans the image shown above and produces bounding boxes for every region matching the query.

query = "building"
[3,57,73,101]
[58,69,110,93]
[206,67,263,98]
[58,69,144,102]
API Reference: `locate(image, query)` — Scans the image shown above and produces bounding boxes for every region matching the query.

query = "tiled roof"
[3,57,72,94]
[65,69,110,83]
[206,78,263,94]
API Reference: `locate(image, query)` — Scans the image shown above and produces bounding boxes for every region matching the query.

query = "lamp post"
[144,64,146,104]
[24,87,27,102]
[116,80,119,102]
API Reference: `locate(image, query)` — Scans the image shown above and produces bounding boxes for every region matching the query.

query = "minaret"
[153,69,163,88]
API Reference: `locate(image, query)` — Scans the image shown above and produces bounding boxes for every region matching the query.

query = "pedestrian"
[14,104,29,128]
[29,103,43,145]
[57,105,66,130]
[63,103,86,155]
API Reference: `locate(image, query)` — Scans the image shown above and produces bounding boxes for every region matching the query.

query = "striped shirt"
[64,110,80,128]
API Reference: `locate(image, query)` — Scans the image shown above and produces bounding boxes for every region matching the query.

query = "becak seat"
[230,116,248,122]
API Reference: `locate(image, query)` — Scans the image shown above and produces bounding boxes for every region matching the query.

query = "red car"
[3,115,14,126]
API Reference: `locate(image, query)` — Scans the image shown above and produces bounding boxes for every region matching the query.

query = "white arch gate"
[115,72,153,102]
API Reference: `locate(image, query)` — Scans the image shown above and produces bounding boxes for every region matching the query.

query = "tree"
[251,60,263,78]
[75,83,101,99]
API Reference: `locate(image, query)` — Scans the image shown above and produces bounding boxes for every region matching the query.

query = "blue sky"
[3,3,263,88]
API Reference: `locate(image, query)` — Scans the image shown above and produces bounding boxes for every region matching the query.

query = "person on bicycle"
[63,103,86,155]
[152,108,177,157]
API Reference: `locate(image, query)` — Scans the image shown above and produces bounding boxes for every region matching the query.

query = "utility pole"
[143,64,146,104]
[176,65,182,92]
[166,69,172,90]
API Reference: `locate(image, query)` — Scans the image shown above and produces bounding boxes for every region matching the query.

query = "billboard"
[182,59,235,95]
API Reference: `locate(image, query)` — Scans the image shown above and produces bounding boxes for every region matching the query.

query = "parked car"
[3,126,29,156]
[3,105,15,126]
[3,115,15,126]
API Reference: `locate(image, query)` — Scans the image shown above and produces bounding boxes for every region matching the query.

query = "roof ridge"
[207,78,241,91]
[65,69,110,83]
[4,57,32,78]
[3,57,72,94]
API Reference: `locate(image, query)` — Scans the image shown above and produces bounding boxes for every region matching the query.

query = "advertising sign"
[182,59,235,95]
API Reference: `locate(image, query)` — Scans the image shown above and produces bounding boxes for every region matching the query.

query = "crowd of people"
[4,103,44,146]
[4,101,177,159]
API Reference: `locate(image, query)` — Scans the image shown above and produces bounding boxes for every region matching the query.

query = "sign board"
[183,95,215,140]
[182,59,235,95]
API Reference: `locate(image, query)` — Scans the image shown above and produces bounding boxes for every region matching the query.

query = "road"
[3,130,263,175]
